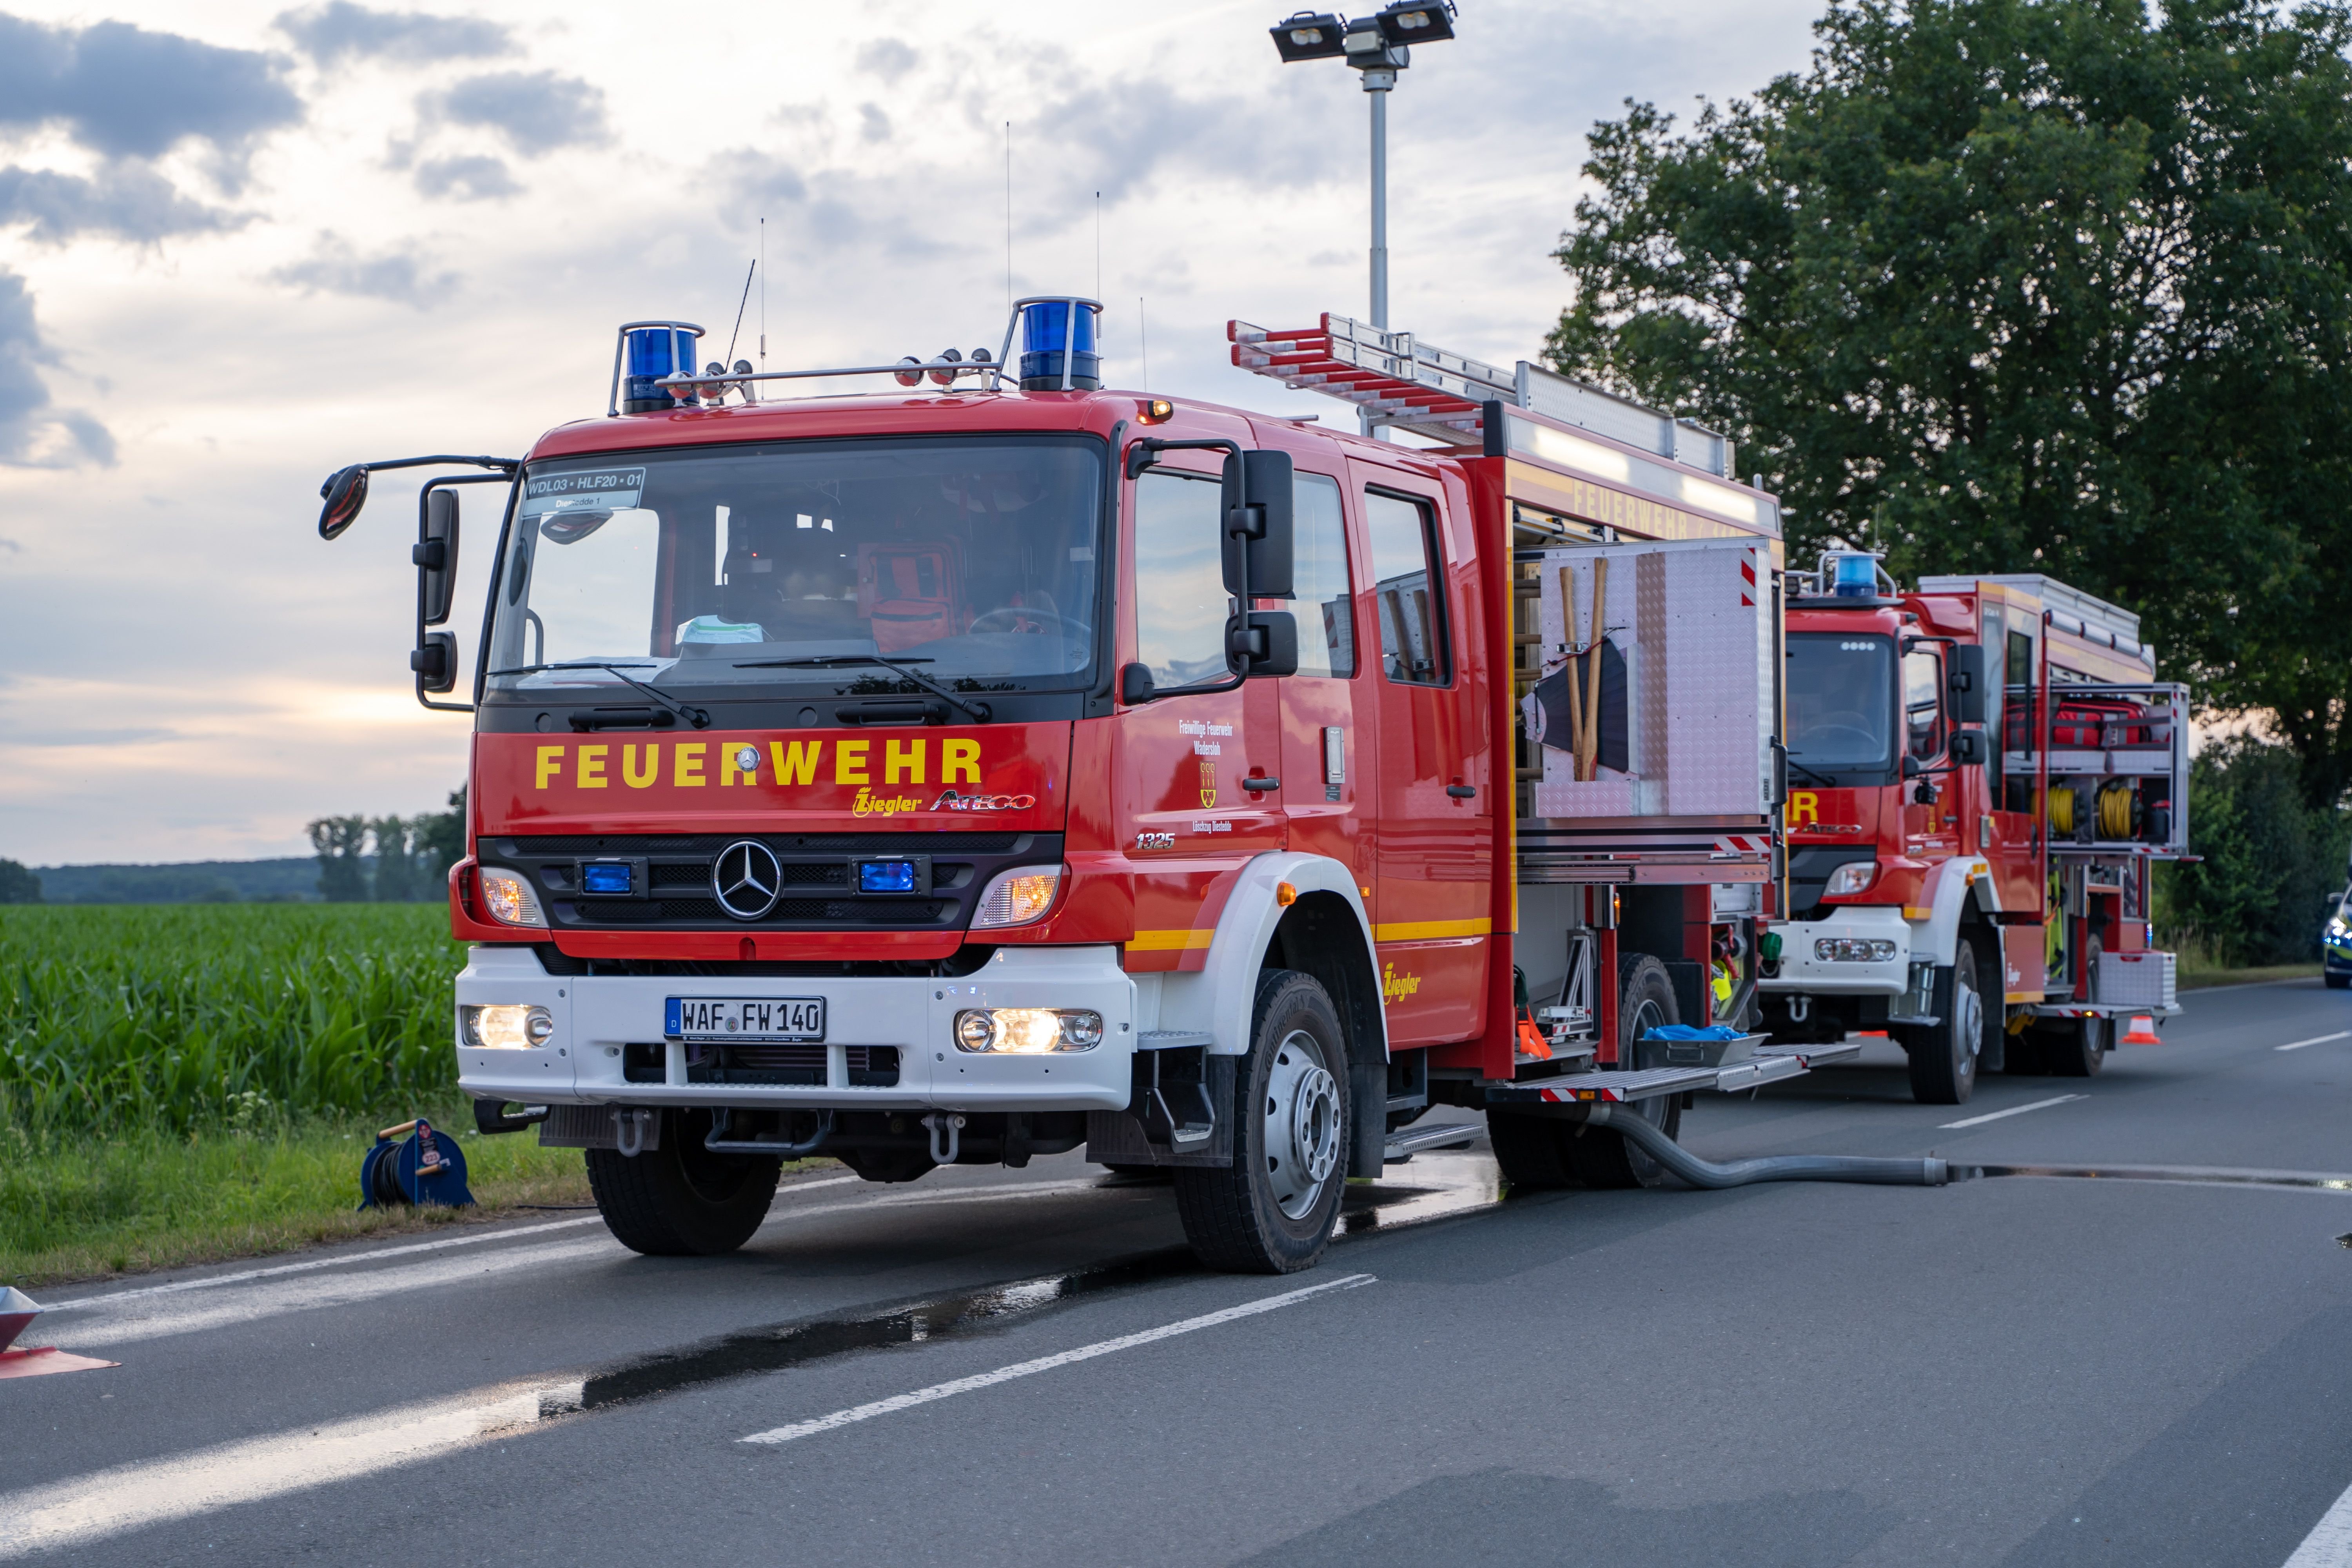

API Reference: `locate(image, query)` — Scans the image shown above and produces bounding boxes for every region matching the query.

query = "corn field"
[0,905,464,1134]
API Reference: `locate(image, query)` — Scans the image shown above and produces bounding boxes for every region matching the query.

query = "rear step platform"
[1486,1042,1864,1107]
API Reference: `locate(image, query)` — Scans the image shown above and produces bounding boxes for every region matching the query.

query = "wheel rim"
[1953,963,1983,1079]
[1264,1029,1341,1220]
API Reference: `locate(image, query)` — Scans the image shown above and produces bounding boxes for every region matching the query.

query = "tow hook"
[922,1113,966,1164]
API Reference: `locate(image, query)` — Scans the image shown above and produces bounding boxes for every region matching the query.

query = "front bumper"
[454,943,1140,1114]
[1761,905,1913,996]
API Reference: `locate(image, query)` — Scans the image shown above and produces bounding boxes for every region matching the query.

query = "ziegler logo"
[851,789,921,818]
[1381,963,1422,1005]
[931,789,1038,813]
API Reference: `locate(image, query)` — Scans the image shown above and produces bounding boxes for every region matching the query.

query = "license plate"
[666,997,827,1043]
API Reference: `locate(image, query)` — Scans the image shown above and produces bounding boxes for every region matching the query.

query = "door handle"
[1242,777,1281,792]
[1446,784,1477,799]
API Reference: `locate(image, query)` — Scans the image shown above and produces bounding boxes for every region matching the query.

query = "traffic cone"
[2121,1014,2160,1045]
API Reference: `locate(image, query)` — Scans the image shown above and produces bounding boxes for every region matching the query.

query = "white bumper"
[454,943,1140,1114]
[1761,905,1913,996]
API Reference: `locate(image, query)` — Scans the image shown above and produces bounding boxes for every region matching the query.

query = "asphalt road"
[7,979,2352,1566]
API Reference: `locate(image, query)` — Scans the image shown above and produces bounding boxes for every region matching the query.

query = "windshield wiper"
[735,654,992,724]
[488,661,709,729]
[1783,754,1838,788]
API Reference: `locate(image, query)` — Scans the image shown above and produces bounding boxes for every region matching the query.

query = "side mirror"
[1947,644,1986,726]
[1119,662,1156,705]
[1948,729,1987,766]
[1229,610,1299,677]
[1220,450,1294,599]
[412,631,458,694]
[417,487,460,625]
[1768,739,1788,808]
[318,464,369,539]
[1902,754,1922,779]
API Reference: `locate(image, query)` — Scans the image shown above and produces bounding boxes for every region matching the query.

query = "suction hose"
[1584,1103,1949,1188]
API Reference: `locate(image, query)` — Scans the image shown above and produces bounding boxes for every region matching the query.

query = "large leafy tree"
[1550,0,2352,806]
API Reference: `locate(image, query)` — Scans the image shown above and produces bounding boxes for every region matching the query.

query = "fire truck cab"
[317,299,1844,1273]
[1762,555,2188,1103]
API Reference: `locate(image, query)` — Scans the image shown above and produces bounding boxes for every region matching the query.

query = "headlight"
[952,1007,1102,1053]
[1822,862,1878,898]
[478,867,547,927]
[1814,938,1899,963]
[462,1004,555,1049]
[970,864,1063,929]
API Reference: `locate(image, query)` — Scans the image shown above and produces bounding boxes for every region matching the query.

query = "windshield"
[486,436,1102,697]
[1786,633,1897,780]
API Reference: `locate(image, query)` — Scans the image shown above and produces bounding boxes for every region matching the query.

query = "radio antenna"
[1004,122,1013,312]
[1094,191,1101,301]
[724,256,755,366]
[758,218,766,367]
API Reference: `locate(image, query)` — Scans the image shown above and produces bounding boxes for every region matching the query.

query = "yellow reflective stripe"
[1373,918,1492,942]
[1127,929,1215,952]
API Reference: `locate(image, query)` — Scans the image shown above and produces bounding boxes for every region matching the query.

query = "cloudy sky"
[0,0,1824,867]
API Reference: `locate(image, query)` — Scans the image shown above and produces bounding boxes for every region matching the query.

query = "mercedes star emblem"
[711,840,782,920]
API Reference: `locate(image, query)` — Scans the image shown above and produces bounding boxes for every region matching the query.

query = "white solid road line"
[1941,1094,2086,1129]
[0,1374,589,1559]
[2277,1031,2352,1053]
[2283,1476,2352,1567]
[740,1272,1379,1446]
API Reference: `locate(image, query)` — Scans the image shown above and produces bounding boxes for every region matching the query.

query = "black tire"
[585,1109,781,1256]
[1905,936,1987,1105]
[1173,969,1350,1274]
[2046,1012,2109,1078]
[2327,973,2350,991]
[837,1146,937,1184]
[1568,954,1684,1189]
[1488,1111,1577,1192]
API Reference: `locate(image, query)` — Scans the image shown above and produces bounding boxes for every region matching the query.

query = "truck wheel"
[1570,954,1684,1190]
[1906,937,1985,1105]
[2047,1013,2109,1078]
[1488,1111,1577,1192]
[1173,969,1350,1274]
[585,1109,781,1257]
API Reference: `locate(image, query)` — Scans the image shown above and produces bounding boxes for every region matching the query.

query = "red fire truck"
[1761,556,2188,1103]
[314,299,1893,1274]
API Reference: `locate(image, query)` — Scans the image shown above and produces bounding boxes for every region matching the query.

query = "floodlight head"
[1374,1,1456,44]
[1270,10,1348,61]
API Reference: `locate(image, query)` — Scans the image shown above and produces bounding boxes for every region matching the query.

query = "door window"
[1903,647,1945,762]
[1132,470,1231,688]
[1292,473,1355,679]
[1364,490,1448,685]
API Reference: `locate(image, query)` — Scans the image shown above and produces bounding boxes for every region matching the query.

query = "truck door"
[1902,641,1961,859]
[1117,459,1284,964]
[1276,468,1369,891]
[1987,609,2042,911]
[1355,473,1490,1044]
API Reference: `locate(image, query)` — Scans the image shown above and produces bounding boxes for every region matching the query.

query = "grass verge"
[0,1109,594,1290]
[2179,963,2322,991]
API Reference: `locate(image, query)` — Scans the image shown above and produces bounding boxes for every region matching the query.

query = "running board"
[1383,1120,1481,1163]
[1486,1043,1858,1107]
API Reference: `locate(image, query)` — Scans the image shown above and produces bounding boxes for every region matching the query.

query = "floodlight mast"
[1268,5,1459,434]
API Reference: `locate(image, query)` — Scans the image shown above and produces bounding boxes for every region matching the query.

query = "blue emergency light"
[580,862,635,896]
[857,859,919,894]
[612,320,706,414]
[1829,552,1880,598]
[1017,299,1101,390]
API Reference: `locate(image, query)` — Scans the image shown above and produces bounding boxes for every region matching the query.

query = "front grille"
[483,831,1058,934]
[684,1045,901,1087]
